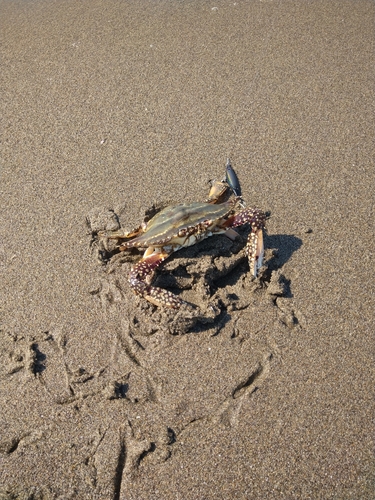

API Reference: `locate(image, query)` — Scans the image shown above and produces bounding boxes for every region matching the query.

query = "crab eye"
[178,229,187,237]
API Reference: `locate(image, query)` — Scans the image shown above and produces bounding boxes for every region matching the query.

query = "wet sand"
[1,0,374,498]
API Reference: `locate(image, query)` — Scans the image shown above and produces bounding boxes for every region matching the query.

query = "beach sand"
[1,0,374,498]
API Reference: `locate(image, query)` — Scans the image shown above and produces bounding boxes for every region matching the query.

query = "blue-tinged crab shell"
[122,200,236,248]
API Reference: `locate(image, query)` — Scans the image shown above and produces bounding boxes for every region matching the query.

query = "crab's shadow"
[162,230,302,279]
[264,233,302,269]
[166,232,301,335]
[155,231,302,324]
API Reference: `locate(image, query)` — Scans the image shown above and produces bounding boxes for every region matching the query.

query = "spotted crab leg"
[129,250,185,309]
[224,207,266,277]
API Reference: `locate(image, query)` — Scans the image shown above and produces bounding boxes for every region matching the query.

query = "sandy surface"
[1,0,374,498]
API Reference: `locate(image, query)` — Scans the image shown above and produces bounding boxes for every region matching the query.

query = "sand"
[1,0,374,498]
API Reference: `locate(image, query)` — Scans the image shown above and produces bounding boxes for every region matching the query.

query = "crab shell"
[120,199,241,253]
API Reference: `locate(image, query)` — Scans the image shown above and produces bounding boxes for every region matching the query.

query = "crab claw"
[129,251,186,308]
[225,158,242,198]
[206,179,229,204]
[225,206,266,277]
[206,159,243,204]
[246,226,264,277]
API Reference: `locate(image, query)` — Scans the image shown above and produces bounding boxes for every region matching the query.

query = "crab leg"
[98,225,145,252]
[105,225,144,242]
[224,207,266,277]
[128,250,185,309]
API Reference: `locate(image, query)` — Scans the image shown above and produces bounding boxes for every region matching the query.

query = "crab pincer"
[225,158,242,198]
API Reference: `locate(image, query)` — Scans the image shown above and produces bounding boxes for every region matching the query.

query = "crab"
[99,160,266,309]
